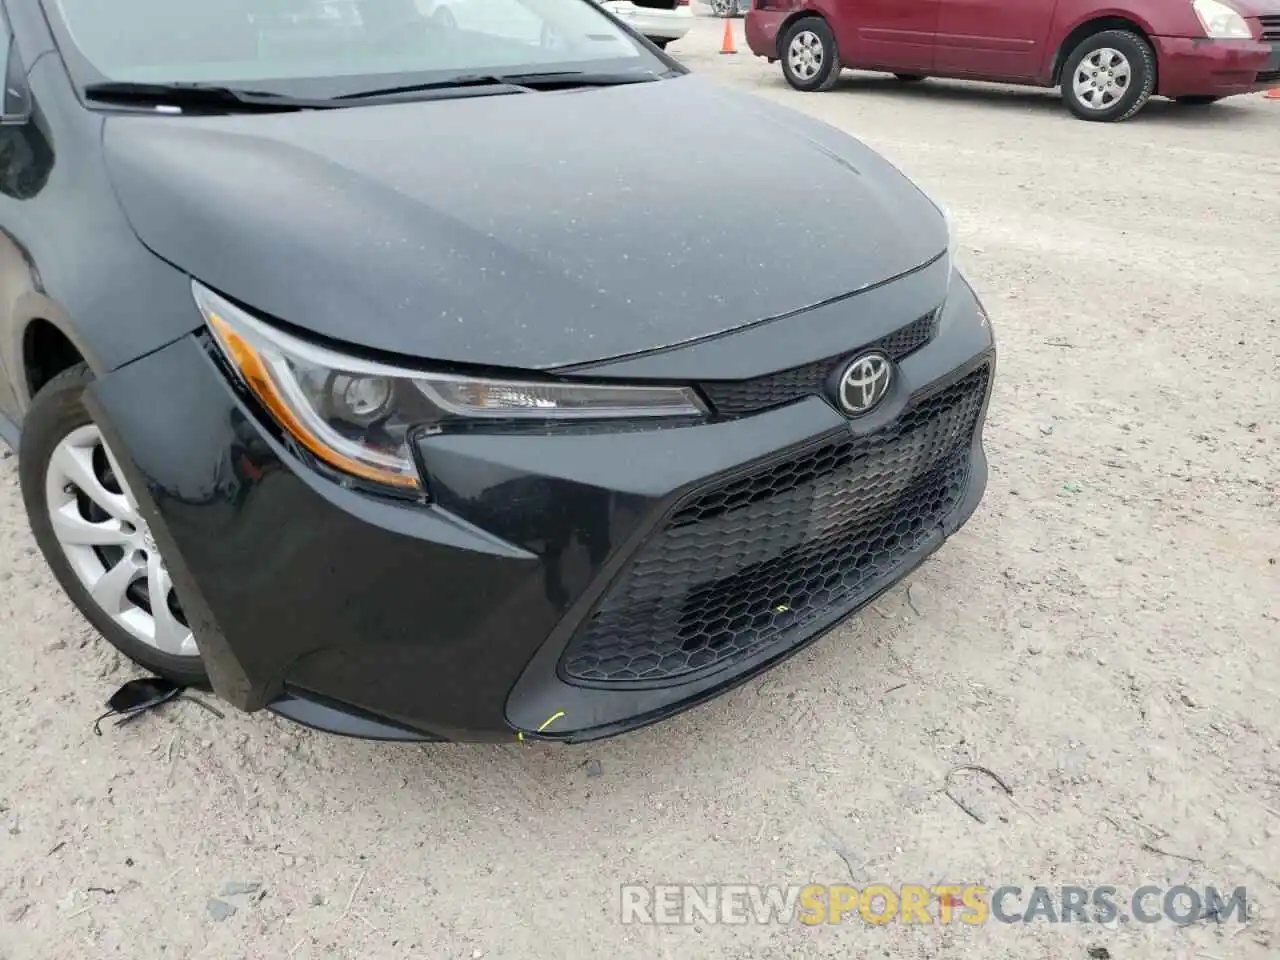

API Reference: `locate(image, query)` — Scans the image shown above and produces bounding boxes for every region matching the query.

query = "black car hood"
[103,75,947,370]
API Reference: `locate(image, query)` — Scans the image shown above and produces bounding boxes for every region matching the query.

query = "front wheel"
[1060,29,1155,122]
[19,364,207,686]
[647,37,670,49]
[779,18,841,92]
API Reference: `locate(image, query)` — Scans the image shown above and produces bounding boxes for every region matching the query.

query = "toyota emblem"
[837,353,892,415]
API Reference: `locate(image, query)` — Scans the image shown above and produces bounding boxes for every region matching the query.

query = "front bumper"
[602,2,693,41]
[86,260,995,743]
[1152,36,1276,98]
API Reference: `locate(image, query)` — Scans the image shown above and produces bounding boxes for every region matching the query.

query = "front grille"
[699,309,937,418]
[1258,69,1280,84]
[560,364,990,685]
[1259,17,1280,42]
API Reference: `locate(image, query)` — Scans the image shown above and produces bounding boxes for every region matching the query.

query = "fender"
[0,53,205,427]
[1042,4,1167,81]
[0,230,105,399]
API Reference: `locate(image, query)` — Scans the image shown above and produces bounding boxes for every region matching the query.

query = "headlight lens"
[1192,0,1252,38]
[194,282,707,492]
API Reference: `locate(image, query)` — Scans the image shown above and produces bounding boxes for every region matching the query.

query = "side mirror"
[1,35,32,126]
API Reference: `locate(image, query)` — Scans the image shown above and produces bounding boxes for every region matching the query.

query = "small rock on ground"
[206,898,237,922]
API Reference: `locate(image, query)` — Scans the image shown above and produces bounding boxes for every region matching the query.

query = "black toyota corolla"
[0,0,994,742]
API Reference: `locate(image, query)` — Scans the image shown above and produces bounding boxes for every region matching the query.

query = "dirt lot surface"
[2,15,1278,960]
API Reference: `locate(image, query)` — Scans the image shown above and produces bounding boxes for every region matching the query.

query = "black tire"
[1060,29,1155,122]
[1175,95,1219,106]
[19,364,208,687]
[778,17,841,92]
[894,74,927,82]
[647,37,670,49]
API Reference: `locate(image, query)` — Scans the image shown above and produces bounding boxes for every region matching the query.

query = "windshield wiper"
[334,70,661,101]
[83,81,338,113]
[85,70,662,112]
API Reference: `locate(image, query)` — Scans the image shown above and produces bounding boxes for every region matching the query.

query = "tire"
[779,17,841,92]
[19,364,207,687]
[1175,95,1219,106]
[647,37,670,49]
[894,74,926,82]
[1060,29,1155,122]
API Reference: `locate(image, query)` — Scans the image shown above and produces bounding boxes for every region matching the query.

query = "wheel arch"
[774,9,832,61]
[23,316,88,398]
[10,301,105,411]
[1051,15,1158,86]
[0,228,106,417]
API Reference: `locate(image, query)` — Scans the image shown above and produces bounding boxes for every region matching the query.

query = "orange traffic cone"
[1266,87,1280,100]
[720,18,737,55]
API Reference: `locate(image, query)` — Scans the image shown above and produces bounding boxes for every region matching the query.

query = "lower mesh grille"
[561,364,990,685]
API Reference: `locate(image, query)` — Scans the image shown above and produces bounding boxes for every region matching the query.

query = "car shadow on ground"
[813,72,1273,127]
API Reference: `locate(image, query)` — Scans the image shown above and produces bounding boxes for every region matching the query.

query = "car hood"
[103,74,947,370]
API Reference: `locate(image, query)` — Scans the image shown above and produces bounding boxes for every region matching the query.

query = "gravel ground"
[2,17,1278,960]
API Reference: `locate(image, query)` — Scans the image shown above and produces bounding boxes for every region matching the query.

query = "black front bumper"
[86,265,995,743]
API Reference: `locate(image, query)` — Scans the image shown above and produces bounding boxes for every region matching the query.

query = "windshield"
[47,0,664,95]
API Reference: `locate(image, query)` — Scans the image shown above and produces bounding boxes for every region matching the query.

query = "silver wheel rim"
[787,30,824,82]
[1072,47,1131,110]
[45,424,197,658]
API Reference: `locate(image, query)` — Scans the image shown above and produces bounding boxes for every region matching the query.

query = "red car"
[745,0,1280,121]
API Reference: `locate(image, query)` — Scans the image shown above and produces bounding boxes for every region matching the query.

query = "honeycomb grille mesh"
[699,309,938,417]
[561,365,989,685]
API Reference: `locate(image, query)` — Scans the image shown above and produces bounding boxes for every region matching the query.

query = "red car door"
[832,0,941,74]
[933,0,1059,80]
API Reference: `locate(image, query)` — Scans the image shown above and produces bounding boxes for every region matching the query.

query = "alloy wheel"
[787,30,824,82]
[1072,47,1131,111]
[44,424,197,657]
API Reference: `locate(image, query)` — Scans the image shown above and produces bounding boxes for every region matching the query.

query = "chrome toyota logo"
[838,353,892,415]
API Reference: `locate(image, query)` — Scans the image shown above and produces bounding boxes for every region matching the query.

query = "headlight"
[193,282,707,492]
[1192,0,1252,38]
